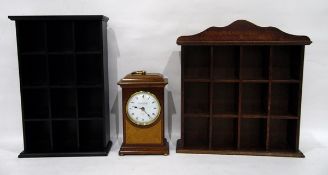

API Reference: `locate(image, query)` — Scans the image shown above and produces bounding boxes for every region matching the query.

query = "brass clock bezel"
[125,91,161,126]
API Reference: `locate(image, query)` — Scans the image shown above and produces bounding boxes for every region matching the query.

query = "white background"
[1,0,328,175]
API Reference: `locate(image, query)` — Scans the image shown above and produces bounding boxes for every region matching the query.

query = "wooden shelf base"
[119,139,169,156]
[176,139,304,158]
[18,141,112,158]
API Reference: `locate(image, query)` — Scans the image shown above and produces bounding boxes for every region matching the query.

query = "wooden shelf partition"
[177,20,311,157]
[9,15,112,157]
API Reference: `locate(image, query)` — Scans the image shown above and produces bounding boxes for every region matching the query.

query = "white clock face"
[126,91,161,126]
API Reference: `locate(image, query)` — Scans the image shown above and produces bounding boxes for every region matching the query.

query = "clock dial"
[126,91,161,126]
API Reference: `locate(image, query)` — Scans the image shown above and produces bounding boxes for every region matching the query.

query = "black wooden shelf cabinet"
[176,20,311,157]
[9,15,112,157]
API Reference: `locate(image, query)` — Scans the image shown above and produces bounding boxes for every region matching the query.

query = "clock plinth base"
[119,139,169,156]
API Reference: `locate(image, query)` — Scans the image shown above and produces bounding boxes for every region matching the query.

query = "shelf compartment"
[75,21,101,51]
[213,83,239,115]
[24,121,51,152]
[212,118,238,149]
[50,88,77,119]
[184,82,209,114]
[241,46,269,80]
[19,54,47,86]
[47,21,74,52]
[17,21,45,52]
[242,83,268,115]
[240,118,267,150]
[76,54,102,85]
[78,88,103,118]
[269,119,297,151]
[22,88,49,119]
[79,120,104,151]
[48,54,75,85]
[213,46,239,80]
[52,120,78,152]
[184,117,209,149]
[183,46,211,79]
[271,83,299,116]
[272,46,302,80]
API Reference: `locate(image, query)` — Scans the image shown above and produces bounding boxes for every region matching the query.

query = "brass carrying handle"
[131,70,146,75]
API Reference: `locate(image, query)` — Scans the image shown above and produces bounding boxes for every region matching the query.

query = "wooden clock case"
[118,72,169,155]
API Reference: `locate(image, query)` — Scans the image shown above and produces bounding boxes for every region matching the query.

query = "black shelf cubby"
[10,15,111,157]
[50,88,76,119]
[52,120,78,152]
[47,21,74,52]
[22,88,49,119]
[48,54,75,85]
[79,120,104,151]
[19,54,47,86]
[17,21,45,53]
[75,21,101,52]
[78,88,103,118]
[24,121,51,152]
[76,53,102,85]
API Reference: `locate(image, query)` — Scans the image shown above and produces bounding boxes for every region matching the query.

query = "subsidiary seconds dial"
[126,91,161,126]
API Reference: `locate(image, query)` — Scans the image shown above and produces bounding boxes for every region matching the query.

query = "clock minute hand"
[145,112,151,118]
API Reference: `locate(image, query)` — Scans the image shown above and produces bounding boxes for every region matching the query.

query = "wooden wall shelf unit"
[176,20,311,157]
[9,15,112,157]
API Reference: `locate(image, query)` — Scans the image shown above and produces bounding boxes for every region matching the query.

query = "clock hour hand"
[140,107,152,118]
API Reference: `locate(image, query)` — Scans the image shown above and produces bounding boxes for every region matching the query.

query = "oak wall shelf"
[176,20,311,157]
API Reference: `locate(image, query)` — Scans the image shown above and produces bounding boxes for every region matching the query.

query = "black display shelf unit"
[176,20,311,157]
[9,15,112,157]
